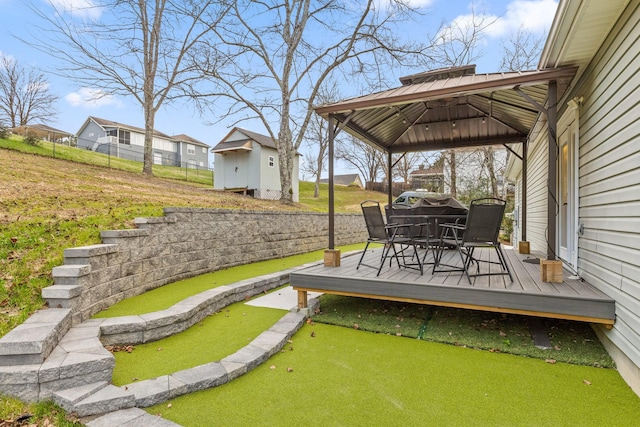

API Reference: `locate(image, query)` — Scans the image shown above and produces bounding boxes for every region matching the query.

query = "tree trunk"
[450,151,457,198]
[143,103,154,175]
[484,146,499,197]
[278,119,294,204]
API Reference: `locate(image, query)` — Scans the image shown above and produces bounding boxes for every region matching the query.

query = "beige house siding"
[516,133,550,254]
[571,2,640,369]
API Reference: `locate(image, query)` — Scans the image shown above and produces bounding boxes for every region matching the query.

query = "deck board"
[291,246,615,325]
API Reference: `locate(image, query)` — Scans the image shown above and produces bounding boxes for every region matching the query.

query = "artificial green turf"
[313,295,614,368]
[147,323,640,427]
[111,302,285,386]
[94,244,364,318]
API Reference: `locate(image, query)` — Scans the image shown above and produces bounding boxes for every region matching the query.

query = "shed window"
[268,155,275,167]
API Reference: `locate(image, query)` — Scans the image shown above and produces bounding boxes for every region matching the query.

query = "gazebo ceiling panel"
[317,67,578,153]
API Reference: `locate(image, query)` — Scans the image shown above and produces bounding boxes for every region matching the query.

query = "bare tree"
[428,4,496,67]
[0,56,58,127]
[392,152,423,184]
[195,0,427,203]
[301,83,342,198]
[500,27,545,72]
[337,136,384,185]
[26,1,227,175]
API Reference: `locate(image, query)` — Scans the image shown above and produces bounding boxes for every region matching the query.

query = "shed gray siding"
[569,2,640,369]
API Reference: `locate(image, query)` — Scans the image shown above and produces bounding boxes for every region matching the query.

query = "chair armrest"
[440,223,465,231]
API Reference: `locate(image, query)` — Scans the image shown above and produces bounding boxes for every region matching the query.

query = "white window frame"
[268,155,275,168]
[187,144,195,155]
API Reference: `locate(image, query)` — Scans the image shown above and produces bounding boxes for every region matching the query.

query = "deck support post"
[297,290,308,309]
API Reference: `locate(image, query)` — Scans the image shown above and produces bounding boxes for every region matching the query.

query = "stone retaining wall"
[44,208,365,325]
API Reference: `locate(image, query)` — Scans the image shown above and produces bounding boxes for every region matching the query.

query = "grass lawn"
[2,138,639,425]
[148,322,640,427]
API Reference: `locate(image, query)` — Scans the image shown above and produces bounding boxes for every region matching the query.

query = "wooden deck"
[291,246,616,325]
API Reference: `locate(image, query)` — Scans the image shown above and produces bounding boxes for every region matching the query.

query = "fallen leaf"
[499,331,507,337]
[396,333,402,337]
[289,346,293,351]
[287,367,294,372]
[554,345,561,351]
[270,365,276,370]
[545,359,557,364]
[310,331,315,338]
[353,323,359,329]
[583,379,592,385]
[157,347,163,351]
[167,403,172,408]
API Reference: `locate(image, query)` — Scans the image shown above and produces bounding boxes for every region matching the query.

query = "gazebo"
[289,65,615,326]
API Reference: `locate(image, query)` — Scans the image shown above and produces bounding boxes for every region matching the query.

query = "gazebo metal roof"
[314,65,578,153]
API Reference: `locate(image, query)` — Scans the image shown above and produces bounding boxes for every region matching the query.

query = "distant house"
[319,174,363,187]
[211,127,300,201]
[170,134,211,169]
[76,116,209,168]
[11,123,73,143]
[409,165,443,192]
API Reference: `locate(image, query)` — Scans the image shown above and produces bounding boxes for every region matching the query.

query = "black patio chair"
[432,198,513,283]
[357,200,423,276]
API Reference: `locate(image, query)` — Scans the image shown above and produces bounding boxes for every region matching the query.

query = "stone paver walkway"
[0,266,322,426]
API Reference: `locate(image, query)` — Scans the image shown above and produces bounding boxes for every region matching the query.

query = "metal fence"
[33,138,214,186]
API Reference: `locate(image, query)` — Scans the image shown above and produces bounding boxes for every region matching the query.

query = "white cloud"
[485,0,558,38]
[441,1,558,40]
[374,0,434,11]
[65,87,121,109]
[47,0,103,20]
[406,0,435,7]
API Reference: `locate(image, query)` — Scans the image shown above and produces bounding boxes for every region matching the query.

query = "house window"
[268,155,275,167]
[119,130,130,145]
[187,144,195,155]
[188,159,197,169]
[201,147,206,154]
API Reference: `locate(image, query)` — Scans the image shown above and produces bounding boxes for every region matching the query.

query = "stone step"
[0,308,72,366]
[54,382,135,417]
[84,407,181,427]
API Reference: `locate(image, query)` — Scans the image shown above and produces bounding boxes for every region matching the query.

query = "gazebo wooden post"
[323,113,341,268]
[518,140,530,254]
[387,151,393,206]
[547,80,558,261]
[541,80,562,282]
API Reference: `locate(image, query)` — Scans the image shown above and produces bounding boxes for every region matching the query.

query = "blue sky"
[0,0,558,171]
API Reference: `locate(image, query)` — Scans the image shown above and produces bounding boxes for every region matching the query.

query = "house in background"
[211,127,300,201]
[171,134,211,169]
[409,165,443,192]
[319,173,363,187]
[76,116,209,168]
[11,123,73,143]
[505,0,640,394]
